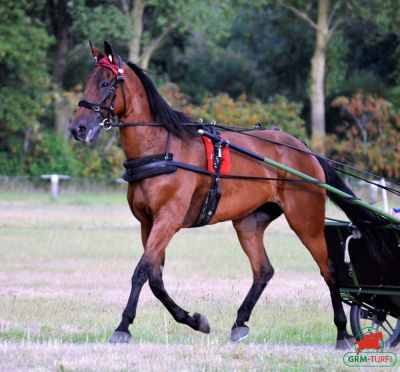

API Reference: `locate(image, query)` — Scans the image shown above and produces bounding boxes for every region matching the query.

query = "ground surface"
[0,191,397,370]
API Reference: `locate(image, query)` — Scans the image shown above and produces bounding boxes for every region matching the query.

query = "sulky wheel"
[350,303,400,347]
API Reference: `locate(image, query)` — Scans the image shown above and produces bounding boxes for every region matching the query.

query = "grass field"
[0,190,397,370]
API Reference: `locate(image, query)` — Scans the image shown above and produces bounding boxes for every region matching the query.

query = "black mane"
[127,62,196,137]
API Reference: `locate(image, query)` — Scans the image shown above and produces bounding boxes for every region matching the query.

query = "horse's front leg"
[109,218,209,344]
[145,220,210,333]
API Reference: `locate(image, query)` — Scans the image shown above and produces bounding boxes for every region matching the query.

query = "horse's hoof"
[335,336,353,350]
[230,326,249,342]
[193,312,210,334]
[109,330,132,344]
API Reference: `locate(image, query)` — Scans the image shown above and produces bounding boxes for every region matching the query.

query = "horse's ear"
[89,40,102,62]
[104,40,116,64]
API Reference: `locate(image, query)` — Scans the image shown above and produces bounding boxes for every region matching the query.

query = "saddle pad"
[202,136,230,175]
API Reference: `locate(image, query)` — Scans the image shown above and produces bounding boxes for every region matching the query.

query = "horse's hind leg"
[296,233,352,349]
[283,204,353,349]
[230,211,276,342]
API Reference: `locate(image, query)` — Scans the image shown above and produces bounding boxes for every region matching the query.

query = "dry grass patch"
[0,342,349,371]
[0,196,372,370]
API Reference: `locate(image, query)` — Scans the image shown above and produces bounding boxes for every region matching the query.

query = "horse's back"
[224,129,324,181]
[210,129,325,223]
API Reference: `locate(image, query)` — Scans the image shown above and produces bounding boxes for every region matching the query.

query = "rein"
[100,118,400,196]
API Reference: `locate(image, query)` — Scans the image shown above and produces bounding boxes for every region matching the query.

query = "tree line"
[1,0,400,178]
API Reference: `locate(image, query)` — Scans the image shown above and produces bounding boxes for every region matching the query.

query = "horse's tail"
[317,157,394,265]
[317,157,388,228]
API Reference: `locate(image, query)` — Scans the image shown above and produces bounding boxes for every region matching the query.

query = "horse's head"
[69,41,127,143]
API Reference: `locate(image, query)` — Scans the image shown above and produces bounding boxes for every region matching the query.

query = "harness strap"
[123,153,177,183]
[122,151,327,228]
[78,100,112,113]
[193,127,223,227]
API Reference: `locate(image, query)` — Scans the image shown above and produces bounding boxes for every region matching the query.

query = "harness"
[79,54,400,228]
[122,128,226,227]
[77,54,229,226]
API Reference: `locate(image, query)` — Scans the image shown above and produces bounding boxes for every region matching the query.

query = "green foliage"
[69,138,125,179]
[181,91,305,139]
[26,133,81,176]
[0,130,124,179]
[71,1,129,42]
[0,0,52,152]
[327,94,400,178]
[171,2,314,102]
[1,0,400,179]
[351,0,400,37]
[54,1,132,91]
[146,0,233,45]
[388,86,400,108]
[339,70,389,97]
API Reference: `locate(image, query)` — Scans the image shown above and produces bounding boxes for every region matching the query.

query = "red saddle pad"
[202,136,230,175]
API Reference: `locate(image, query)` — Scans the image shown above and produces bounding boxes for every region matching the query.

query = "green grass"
[1,193,396,370]
[0,190,127,205]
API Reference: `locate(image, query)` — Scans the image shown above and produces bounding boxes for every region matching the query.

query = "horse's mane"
[127,62,196,138]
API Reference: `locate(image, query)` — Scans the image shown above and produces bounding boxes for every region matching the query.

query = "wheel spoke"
[380,322,392,337]
[371,321,380,331]
[360,309,369,320]
[385,319,395,333]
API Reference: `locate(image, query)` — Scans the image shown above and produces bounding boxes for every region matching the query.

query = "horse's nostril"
[77,125,87,134]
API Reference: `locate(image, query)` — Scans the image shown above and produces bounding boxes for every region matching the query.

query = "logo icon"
[343,327,397,367]
[353,330,383,354]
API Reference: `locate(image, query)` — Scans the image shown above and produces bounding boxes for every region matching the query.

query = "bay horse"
[69,41,383,348]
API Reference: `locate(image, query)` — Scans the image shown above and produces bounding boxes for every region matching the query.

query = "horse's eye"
[101,81,110,88]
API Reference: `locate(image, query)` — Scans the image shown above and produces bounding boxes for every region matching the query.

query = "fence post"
[40,174,70,199]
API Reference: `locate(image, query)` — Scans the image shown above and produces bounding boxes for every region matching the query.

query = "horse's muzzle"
[69,122,101,143]
[69,123,88,142]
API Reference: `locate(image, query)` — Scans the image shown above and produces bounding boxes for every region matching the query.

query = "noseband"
[78,55,127,130]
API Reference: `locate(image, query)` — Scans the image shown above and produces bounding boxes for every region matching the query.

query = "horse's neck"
[119,126,169,160]
[118,68,171,159]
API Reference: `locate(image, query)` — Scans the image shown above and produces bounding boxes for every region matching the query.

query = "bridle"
[78,55,127,130]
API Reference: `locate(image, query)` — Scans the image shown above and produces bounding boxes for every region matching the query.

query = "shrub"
[327,94,400,178]
[0,130,125,179]
[339,70,389,98]
[171,90,306,139]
